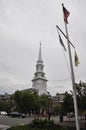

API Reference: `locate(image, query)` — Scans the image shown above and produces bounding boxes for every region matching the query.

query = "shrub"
[29,118,61,130]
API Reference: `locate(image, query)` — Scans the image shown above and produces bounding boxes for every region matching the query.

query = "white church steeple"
[32,43,48,95]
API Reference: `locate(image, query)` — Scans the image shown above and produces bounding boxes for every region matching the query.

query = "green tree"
[13,90,40,114]
[76,81,86,112]
[0,100,13,113]
[62,92,74,114]
[39,94,49,114]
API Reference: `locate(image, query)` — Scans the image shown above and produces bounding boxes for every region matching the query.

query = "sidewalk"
[0,124,10,130]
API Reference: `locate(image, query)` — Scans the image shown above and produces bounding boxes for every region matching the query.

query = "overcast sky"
[0,0,86,96]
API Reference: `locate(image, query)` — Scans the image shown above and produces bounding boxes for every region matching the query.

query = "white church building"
[32,44,49,95]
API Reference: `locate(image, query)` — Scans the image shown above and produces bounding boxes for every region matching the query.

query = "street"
[0,115,86,129]
[0,115,73,126]
[0,115,67,127]
[0,115,34,127]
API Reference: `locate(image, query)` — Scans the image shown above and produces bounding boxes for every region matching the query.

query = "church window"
[41,74,44,77]
[35,73,38,77]
[37,66,38,70]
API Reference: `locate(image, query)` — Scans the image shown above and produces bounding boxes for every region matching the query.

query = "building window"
[35,73,38,77]
[41,74,44,77]
[37,66,38,70]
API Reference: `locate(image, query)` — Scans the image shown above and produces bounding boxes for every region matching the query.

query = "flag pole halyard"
[62,4,80,130]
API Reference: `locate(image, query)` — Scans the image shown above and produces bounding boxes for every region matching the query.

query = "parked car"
[0,111,7,116]
[8,111,26,118]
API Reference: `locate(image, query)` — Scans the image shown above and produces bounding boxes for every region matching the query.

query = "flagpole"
[62,4,80,130]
